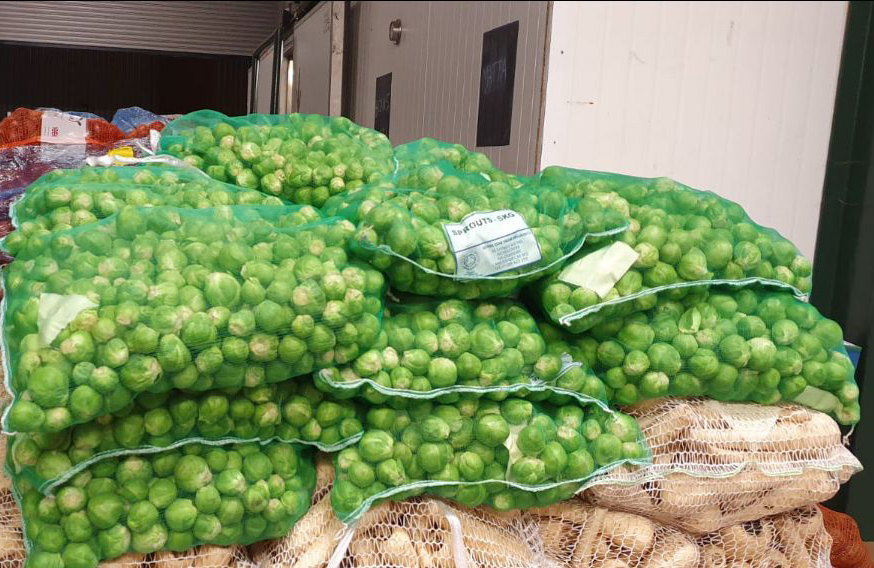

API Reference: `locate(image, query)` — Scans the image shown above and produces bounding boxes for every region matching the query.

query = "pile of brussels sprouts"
[6,166,289,249]
[316,298,609,405]
[534,167,812,332]
[330,396,647,522]
[1,115,860,566]
[323,173,627,299]
[392,137,519,185]
[10,375,364,494]
[540,288,859,425]
[12,441,315,567]
[3,205,385,433]
[160,111,395,207]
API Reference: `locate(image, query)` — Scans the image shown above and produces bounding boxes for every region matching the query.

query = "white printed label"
[558,241,640,298]
[40,112,87,144]
[443,210,541,278]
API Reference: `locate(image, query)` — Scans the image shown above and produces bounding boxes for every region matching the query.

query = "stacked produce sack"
[0,147,394,566]
[0,110,861,567]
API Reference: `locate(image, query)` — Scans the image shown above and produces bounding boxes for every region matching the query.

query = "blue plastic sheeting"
[111,106,168,133]
[845,341,862,370]
[0,188,25,220]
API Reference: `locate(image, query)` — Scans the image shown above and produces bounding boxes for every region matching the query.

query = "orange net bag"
[126,120,166,139]
[0,108,125,149]
[819,505,874,568]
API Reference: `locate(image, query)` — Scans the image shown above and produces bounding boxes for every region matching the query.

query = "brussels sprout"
[56,487,86,513]
[470,326,504,359]
[428,358,458,388]
[174,455,213,493]
[748,337,777,371]
[61,510,93,542]
[359,431,394,462]
[28,366,70,408]
[517,425,546,456]
[474,414,510,447]
[718,334,751,367]
[127,501,160,533]
[812,319,843,350]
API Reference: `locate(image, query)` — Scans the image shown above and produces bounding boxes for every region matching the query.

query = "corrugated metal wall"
[0,1,282,55]
[0,42,250,117]
[348,1,549,176]
[540,1,847,259]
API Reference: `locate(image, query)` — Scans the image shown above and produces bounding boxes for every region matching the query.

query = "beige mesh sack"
[583,399,861,534]
[695,506,833,568]
[250,454,542,568]
[0,436,27,568]
[529,499,832,568]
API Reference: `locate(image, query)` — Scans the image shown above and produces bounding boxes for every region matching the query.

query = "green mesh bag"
[392,137,523,185]
[329,395,649,523]
[25,163,195,188]
[4,166,295,256]
[538,286,859,424]
[530,167,811,333]
[315,297,610,407]
[8,374,364,495]
[159,111,395,207]
[10,439,315,567]
[2,206,387,434]
[323,169,628,299]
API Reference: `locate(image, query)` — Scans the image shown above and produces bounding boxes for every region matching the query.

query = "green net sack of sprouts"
[531,167,811,333]
[10,439,315,567]
[8,374,364,495]
[315,297,610,406]
[5,166,294,257]
[1,205,386,434]
[539,287,859,425]
[391,137,522,185]
[159,111,395,207]
[323,168,628,299]
[329,395,649,523]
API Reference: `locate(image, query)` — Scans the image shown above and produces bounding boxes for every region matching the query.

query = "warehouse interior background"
[2,0,874,538]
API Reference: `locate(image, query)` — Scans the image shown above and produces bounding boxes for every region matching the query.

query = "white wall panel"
[349,1,549,175]
[540,1,847,258]
[0,1,281,55]
[292,1,332,115]
[254,45,275,114]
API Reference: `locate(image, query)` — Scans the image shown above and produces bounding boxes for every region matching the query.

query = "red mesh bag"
[0,108,124,149]
[126,120,166,139]
[820,505,874,568]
